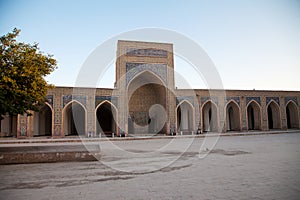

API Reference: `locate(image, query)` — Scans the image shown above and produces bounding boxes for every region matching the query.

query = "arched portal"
[127,71,166,134]
[63,101,86,136]
[96,101,117,136]
[33,104,52,136]
[202,101,218,132]
[176,101,194,133]
[226,101,241,131]
[247,101,261,130]
[267,101,281,129]
[286,101,299,129]
[0,114,17,137]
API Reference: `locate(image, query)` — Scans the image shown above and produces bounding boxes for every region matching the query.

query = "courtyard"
[0,132,299,200]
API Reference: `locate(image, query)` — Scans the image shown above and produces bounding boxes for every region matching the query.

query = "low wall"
[0,144,100,164]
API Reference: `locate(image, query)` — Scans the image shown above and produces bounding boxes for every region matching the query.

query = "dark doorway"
[248,106,255,130]
[268,106,273,129]
[226,101,240,131]
[228,107,234,130]
[177,106,181,132]
[286,107,291,129]
[64,102,86,136]
[96,102,116,136]
[0,115,17,137]
[247,101,261,130]
[34,104,52,136]
[286,102,299,129]
[267,102,280,129]
[202,101,218,132]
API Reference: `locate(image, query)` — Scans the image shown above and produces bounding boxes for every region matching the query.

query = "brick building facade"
[1,40,299,138]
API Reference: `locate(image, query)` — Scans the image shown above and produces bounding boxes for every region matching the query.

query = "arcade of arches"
[0,40,299,138]
[1,91,299,138]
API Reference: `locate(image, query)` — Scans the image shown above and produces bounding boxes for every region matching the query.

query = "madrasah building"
[1,40,299,138]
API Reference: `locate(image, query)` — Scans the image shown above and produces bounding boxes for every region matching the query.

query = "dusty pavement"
[0,132,299,200]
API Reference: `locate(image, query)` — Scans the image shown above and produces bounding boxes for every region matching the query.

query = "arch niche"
[267,101,281,130]
[226,101,241,131]
[176,100,194,133]
[0,114,17,137]
[202,101,218,132]
[246,101,262,130]
[33,103,53,136]
[63,101,86,136]
[96,101,118,136]
[127,70,167,134]
[286,101,299,129]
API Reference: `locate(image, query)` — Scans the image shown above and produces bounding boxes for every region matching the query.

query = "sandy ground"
[0,132,299,200]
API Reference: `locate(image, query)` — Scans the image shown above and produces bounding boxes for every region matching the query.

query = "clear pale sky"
[1,0,300,90]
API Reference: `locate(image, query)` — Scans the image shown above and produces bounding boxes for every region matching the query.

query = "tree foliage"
[0,28,57,119]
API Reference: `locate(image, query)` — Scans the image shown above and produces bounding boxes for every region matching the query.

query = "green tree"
[0,28,57,119]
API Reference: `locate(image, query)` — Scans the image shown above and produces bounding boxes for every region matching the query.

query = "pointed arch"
[127,70,166,92]
[286,101,299,129]
[201,100,218,132]
[95,100,118,136]
[127,70,167,134]
[33,103,53,136]
[267,100,281,129]
[225,100,241,131]
[246,100,262,130]
[62,100,86,136]
[176,100,195,133]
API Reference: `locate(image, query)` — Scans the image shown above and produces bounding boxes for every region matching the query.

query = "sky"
[1,0,300,90]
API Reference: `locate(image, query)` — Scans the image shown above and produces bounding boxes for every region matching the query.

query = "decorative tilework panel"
[126,62,167,85]
[133,112,148,126]
[246,97,261,106]
[62,95,86,108]
[266,97,280,106]
[46,95,53,107]
[200,96,218,105]
[225,97,240,106]
[95,96,118,108]
[176,96,194,106]
[284,96,298,105]
[126,48,167,57]
[54,125,61,136]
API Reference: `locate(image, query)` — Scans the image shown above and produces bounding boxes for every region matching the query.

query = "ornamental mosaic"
[62,95,86,108]
[176,96,194,106]
[54,125,61,136]
[284,96,298,105]
[246,97,261,106]
[126,48,167,57]
[200,96,218,105]
[95,96,118,108]
[126,62,167,85]
[225,97,240,106]
[20,125,27,136]
[266,97,280,106]
[46,95,53,107]
[132,112,148,126]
